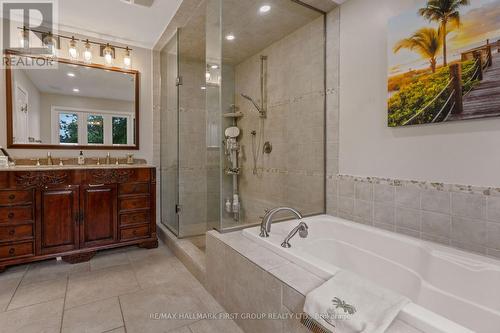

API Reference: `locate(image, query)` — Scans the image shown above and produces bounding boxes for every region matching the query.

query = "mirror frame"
[5,50,140,150]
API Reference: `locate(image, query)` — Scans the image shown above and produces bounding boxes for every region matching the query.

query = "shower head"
[240,93,262,113]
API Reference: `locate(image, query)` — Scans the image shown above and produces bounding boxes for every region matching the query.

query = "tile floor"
[0,241,243,333]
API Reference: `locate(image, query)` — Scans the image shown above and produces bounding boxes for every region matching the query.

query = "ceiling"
[2,0,343,50]
[20,62,135,102]
[179,0,324,65]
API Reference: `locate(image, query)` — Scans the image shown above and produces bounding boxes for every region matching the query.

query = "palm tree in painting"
[394,27,443,73]
[418,0,470,66]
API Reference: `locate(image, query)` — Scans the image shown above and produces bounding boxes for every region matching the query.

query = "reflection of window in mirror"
[52,108,134,146]
[112,116,128,145]
[59,113,79,144]
[87,115,104,144]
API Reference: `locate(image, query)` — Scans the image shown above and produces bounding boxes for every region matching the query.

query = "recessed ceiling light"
[225,34,235,41]
[211,65,219,69]
[73,88,80,93]
[259,5,271,13]
[67,72,75,77]
[201,86,206,90]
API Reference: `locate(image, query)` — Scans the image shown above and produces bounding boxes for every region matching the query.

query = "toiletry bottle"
[106,152,111,165]
[232,194,240,213]
[47,152,53,166]
[225,198,232,213]
[78,151,85,165]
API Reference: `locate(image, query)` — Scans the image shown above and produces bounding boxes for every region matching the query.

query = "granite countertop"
[0,164,155,171]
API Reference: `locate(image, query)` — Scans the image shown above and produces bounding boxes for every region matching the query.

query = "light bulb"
[19,26,29,49]
[225,34,235,41]
[83,39,92,64]
[103,44,113,66]
[123,47,132,69]
[259,5,271,13]
[68,37,79,60]
[43,32,57,58]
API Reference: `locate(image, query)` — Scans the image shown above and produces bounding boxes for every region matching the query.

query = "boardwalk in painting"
[449,52,500,121]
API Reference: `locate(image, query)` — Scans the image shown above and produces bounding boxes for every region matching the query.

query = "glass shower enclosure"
[160,0,326,238]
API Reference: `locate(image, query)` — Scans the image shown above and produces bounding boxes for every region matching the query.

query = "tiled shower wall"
[234,15,326,224]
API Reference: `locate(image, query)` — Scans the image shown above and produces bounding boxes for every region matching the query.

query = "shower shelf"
[223,112,244,118]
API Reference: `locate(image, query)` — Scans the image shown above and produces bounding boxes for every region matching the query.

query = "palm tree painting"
[394,27,443,73]
[388,0,500,127]
[418,0,470,66]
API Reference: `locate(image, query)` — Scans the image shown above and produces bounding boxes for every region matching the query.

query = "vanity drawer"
[0,206,33,223]
[0,190,33,206]
[120,225,149,241]
[0,241,34,260]
[119,197,150,211]
[120,211,150,226]
[119,183,150,196]
[0,224,33,242]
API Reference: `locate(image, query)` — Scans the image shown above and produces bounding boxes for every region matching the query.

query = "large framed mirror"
[5,52,140,150]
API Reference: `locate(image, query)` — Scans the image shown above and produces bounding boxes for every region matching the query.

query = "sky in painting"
[388,0,500,76]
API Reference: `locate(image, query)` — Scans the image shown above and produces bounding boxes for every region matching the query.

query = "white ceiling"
[56,0,183,48]
[20,62,135,101]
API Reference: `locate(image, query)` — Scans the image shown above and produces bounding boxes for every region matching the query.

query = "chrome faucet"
[281,222,309,248]
[260,207,303,238]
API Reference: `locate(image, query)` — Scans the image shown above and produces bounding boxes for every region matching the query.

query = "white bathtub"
[242,215,500,333]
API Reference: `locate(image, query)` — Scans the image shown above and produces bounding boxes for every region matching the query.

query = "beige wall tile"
[396,207,421,231]
[374,184,395,203]
[355,182,373,201]
[374,202,395,225]
[451,193,486,220]
[421,190,451,214]
[395,187,420,209]
[421,211,451,239]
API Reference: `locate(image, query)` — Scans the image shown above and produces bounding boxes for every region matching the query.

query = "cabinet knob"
[8,248,15,255]
[8,194,15,200]
[9,229,15,236]
[8,212,14,219]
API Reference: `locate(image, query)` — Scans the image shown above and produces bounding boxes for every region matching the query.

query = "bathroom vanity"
[0,165,157,272]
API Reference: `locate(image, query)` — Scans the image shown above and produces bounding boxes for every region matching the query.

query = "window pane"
[87,115,104,144]
[59,113,78,144]
[112,117,127,144]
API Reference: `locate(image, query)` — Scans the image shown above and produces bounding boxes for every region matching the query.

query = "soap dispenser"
[47,152,53,166]
[78,151,85,165]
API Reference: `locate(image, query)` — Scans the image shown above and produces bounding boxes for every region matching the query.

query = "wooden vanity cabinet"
[0,167,157,272]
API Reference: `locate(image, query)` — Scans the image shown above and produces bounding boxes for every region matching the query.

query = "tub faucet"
[260,207,303,238]
[281,222,309,248]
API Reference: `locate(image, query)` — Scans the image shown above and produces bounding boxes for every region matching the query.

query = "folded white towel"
[304,270,410,333]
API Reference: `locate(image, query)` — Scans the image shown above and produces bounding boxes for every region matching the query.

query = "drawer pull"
[89,184,105,188]
[8,194,15,200]
[8,212,14,219]
[8,248,15,255]
[9,229,15,236]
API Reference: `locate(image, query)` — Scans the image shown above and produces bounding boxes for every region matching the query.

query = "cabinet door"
[80,185,117,248]
[39,187,79,255]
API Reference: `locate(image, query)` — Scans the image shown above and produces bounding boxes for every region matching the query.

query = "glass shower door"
[160,32,179,235]
[177,3,210,237]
